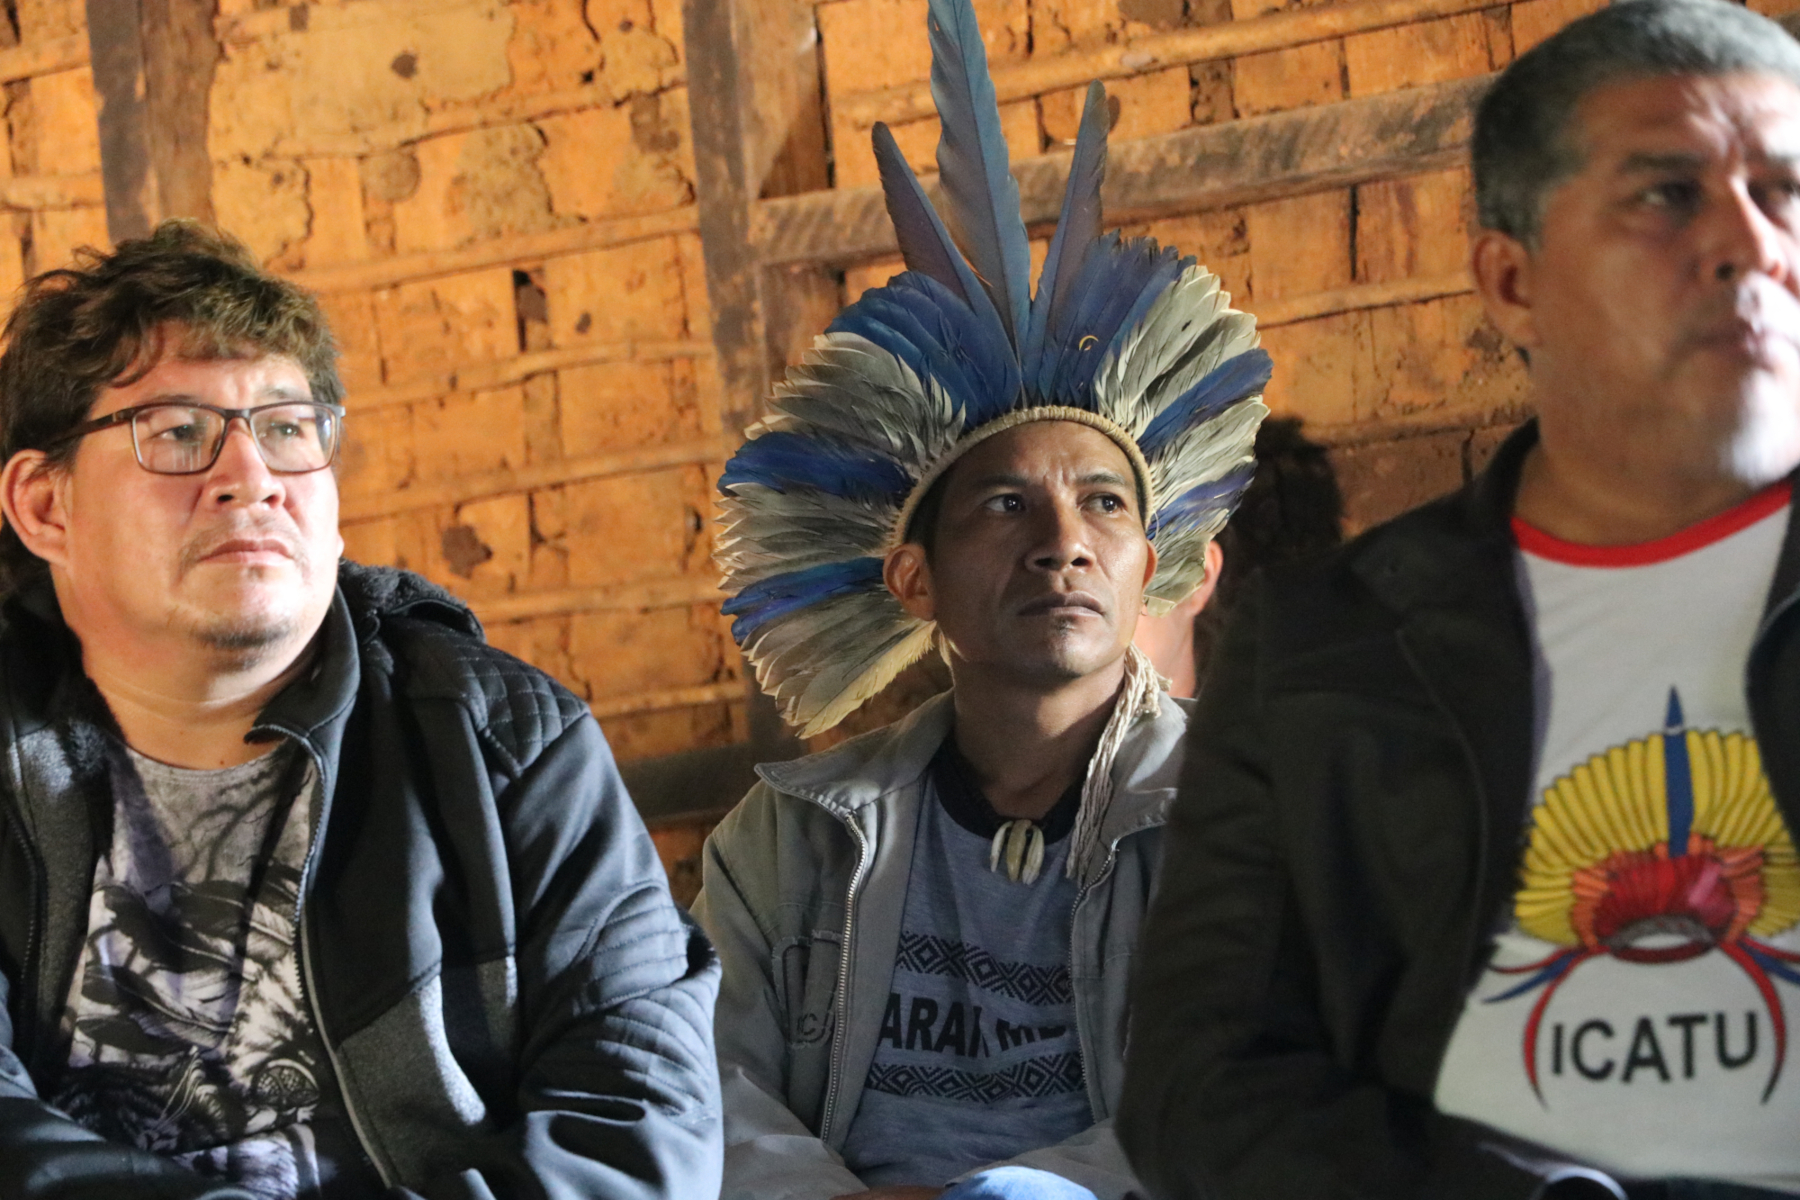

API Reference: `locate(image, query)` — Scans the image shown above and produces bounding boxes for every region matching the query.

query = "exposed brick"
[391,125,567,255]
[845,255,906,304]
[29,205,108,273]
[1363,292,1529,426]
[559,463,710,588]
[338,402,416,500]
[528,486,571,589]
[27,68,100,176]
[538,98,694,222]
[341,516,398,569]
[372,267,517,389]
[568,602,728,701]
[1245,189,1352,302]
[1330,430,1468,536]
[559,359,704,456]
[1232,40,1343,118]
[542,237,688,347]
[1343,13,1503,98]
[413,385,530,483]
[1354,168,1474,286]
[300,156,368,268]
[1255,310,1375,427]
[15,0,82,44]
[600,703,741,764]
[211,156,311,266]
[445,493,532,597]
[501,0,604,99]
[317,291,385,396]
[1510,0,1607,54]
[1042,65,1191,146]
[834,98,1038,190]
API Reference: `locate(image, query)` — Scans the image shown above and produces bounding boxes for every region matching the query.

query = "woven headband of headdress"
[716,0,1271,739]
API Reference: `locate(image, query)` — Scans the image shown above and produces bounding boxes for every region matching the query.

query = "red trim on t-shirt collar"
[1512,479,1793,567]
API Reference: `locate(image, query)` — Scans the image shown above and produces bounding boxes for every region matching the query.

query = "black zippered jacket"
[0,562,722,1199]
[1118,423,1800,1199]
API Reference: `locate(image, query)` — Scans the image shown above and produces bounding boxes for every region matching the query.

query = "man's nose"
[205,420,284,506]
[1029,501,1093,570]
[1706,180,1790,286]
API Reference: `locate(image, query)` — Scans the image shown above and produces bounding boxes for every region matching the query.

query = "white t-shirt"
[1435,481,1800,1189]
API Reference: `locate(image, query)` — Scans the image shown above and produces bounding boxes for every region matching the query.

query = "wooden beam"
[0,173,104,210]
[837,0,1501,131]
[339,436,728,524]
[756,74,1487,267]
[1251,270,1473,328]
[472,575,725,625]
[0,33,87,82]
[85,0,217,240]
[287,206,700,294]
[346,339,716,414]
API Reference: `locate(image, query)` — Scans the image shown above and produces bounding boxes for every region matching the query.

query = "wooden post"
[85,0,217,242]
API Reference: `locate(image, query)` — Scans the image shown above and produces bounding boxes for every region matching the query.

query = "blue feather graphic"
[719,431,913,501]
[1139,349,1273,456]
[1023,80,1108,387]
[928,0,1031,348]
[724,558,887,642]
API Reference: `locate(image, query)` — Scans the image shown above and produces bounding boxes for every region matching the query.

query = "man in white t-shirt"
[1120,2,1800,1198]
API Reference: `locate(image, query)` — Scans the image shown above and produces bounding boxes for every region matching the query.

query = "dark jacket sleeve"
[392,714,723,1200]
[0,974,256,1200]
[1117,576,1545,1200]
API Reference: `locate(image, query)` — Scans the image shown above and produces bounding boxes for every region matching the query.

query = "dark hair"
[0,220,341,594]
[1474,0,1800,245]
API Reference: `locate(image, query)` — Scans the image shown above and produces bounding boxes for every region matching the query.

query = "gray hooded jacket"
[690,688,1185,1200]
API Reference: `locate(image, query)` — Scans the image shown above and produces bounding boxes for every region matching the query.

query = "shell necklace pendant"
[989,818,1047,884]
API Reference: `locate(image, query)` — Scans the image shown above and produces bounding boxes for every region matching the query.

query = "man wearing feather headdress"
[687,0,1266,1193]
[1123,3,1800,1198]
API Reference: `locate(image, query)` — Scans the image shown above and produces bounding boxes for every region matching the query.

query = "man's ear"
[1470,228,1540,353]
[884,542,935,622]
[0,450,68,567]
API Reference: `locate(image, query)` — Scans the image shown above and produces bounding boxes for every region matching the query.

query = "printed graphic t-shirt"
[840,736,1093,1186]
[1434,481,1800,1188]
[50,739,378,1199]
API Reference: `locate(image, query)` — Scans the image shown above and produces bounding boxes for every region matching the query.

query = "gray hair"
[1474,0,1800,245]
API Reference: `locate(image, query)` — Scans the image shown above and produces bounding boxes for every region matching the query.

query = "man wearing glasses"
[0,222,721,1199]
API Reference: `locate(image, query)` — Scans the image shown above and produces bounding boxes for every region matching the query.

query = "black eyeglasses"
[47,400,346,475]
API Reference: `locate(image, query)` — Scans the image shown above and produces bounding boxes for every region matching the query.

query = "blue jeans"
[940,1167,1099,1200]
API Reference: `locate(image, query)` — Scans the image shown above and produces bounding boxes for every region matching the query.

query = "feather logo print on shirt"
[1486,689,1800,1102]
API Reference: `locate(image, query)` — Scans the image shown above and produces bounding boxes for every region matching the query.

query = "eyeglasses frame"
[44,399,348,476]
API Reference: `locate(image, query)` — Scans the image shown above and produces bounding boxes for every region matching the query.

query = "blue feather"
[1040,235,1185,405]
[928,0,1031,348]
[719,431,912,501]
[873,121,993,324]
[1139,349,1273,456]
[884,273,1021,425]
[723,558,887,642]
[1023,81,1108,387]
[832,289,986,416]
[1146,462,1256,538]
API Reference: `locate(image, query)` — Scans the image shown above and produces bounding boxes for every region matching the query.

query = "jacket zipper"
[1067,837,1121,1121]
[818,812,871,1142]
[286,738,390,1189]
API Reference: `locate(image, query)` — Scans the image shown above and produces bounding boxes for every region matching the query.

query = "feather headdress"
[716,0,1270,740]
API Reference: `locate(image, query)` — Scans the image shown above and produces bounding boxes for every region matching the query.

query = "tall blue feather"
[723,558,887,642]
[873,121,990,323]
[718,431,913,501]
[1040,235,1184,404]
[1022,81,1108,387]
[928,0,1031,349]
[1138,349,1274,456]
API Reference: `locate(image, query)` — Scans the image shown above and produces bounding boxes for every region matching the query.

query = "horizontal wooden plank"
[0,34,88,83]
[0,172,103,210]
[348,339,717,413]
[287,206,701,294]
[472,575,725,624]
[591,680,743,721]
[270,84,616,159]
[837,0,1500,131]
[339,435,728,524]
[1251,270,1473,328]
[756,75,1487,266]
